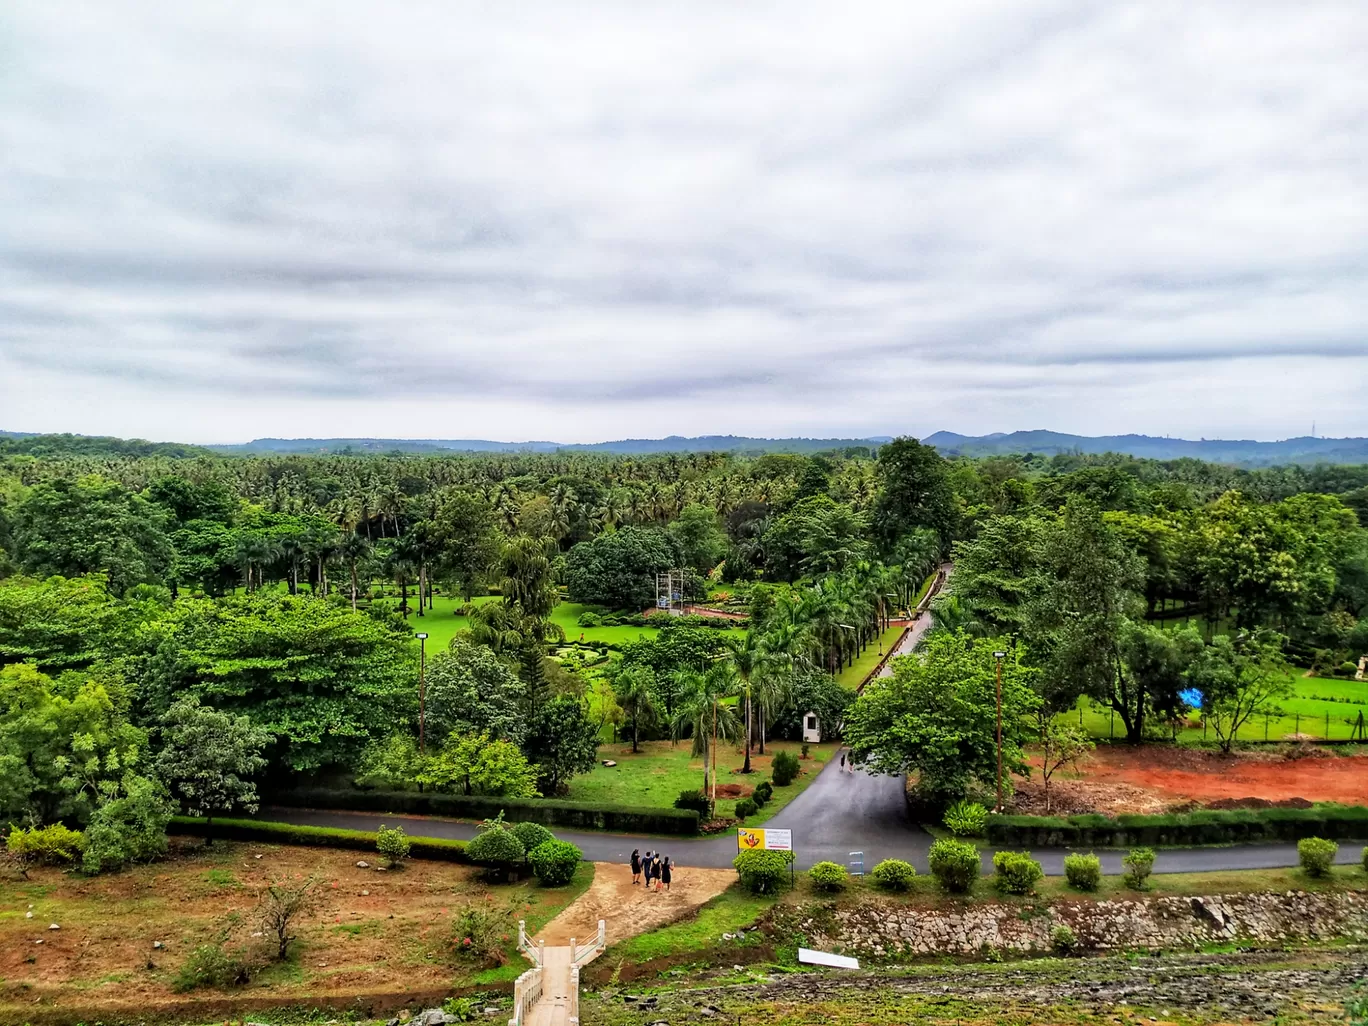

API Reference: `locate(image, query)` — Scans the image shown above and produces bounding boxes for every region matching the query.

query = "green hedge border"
[988,804,1368,848]
[169,816,470,862]
[265,788,701,836]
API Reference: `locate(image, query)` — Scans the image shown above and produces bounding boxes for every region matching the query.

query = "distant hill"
[208,434,890,456]
[923,431,1368,466]
[0,431,217,458]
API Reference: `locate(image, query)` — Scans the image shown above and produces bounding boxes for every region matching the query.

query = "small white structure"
[801,711,821,743]
[798,947,859,969]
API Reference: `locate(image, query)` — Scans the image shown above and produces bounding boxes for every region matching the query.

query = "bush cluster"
[466,826,526,878]
[1121,847,1155,890]
[808,860,849,892]
[1050,924,1078,955]
[172,941,253,992]
[6,824,86,866]
[510,821,555,856]
[734,798,758,820]
[674,789,714,820]
[1063,852,1102,892]
[528,840,582,886]
[752,782,773,805]
[271,787,701,835]
[771,751,800,787]
[733,848,795,894]
[928,838,980,894]
[987,804,1368,849]
[449,902,508,967]
[871,858,916,892]
[1298,836,1338,877]
[943,801,989,838]
[991,850,1043,895]
[376,825,411,867]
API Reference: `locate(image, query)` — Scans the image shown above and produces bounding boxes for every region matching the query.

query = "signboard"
[737,828,792,852]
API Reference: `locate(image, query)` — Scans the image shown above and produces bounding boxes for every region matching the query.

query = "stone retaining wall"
[780,891,1368,958]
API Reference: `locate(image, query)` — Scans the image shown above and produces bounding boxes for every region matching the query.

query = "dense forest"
[2,433,1367,865]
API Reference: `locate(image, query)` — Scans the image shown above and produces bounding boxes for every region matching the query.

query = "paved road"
[264,755,1365,874]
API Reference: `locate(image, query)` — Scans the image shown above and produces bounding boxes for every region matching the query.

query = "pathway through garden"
[535,863,734,945]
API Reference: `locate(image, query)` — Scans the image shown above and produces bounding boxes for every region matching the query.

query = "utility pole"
[416,632,428,755]
[711,699,718,807]
[993,651,1007,812]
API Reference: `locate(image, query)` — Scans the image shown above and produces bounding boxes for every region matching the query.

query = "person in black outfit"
[630,848,641,885]
[660,857,672,892]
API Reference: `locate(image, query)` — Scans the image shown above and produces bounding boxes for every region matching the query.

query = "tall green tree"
[873,436,958,551]
[154,697,270,841]
[525,696,599,794]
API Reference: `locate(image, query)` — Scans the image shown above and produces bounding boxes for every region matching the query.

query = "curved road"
[266,756,1365,874]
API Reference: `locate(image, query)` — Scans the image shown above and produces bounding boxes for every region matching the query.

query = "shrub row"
[265,788,701,835]
[169,816,471,862]
[987,804,1368,848]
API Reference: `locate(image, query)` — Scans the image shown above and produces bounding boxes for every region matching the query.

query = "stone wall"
[778,891,1368,958]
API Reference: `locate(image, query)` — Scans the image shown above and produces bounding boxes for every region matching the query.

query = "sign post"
[737,828,795,887]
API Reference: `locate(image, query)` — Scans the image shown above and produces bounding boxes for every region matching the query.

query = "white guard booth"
[801,711,822,743]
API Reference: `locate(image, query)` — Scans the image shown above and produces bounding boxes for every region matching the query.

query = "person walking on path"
[660,857,672,892]
[840,751,846,771]
[630,848,641,885]
[642,851,654,892]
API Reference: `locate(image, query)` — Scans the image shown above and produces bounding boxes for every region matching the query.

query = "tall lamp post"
[416,632,429,755]
[993,650,1007,812]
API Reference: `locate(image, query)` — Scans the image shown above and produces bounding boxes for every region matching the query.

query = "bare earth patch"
[536,863,734,947]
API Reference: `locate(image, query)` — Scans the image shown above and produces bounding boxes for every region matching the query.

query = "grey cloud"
[0,0,1365,442]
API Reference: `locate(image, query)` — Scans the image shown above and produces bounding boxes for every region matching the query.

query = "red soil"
[1079,745,1368,806]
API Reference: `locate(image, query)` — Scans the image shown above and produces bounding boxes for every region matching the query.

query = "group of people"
[629,848,672,891]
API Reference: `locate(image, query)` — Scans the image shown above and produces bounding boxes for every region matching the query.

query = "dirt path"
[535,862,734,946]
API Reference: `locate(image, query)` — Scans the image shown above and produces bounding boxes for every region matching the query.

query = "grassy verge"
[566,740,835,822]
[834,624,905,689]
[599,883,778,965]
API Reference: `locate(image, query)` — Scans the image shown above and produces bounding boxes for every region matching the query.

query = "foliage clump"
[528,839,582,886]
[1298,836,1338,878]
[808,860,848,892]
[509,821,555,858]
[466,822,527,879]
[82,774,175,874]
[734,798,757,820]
[943,800,988,837]
[1063,852,1102,892]
[674,789,714,819]
[733,848,795,894]
[376,824,411,867]
[6,824,86,869]
[928,838,980,894]
[449,899,509,966]
[991,850,1043,895]
[771,750,800,786]
[871,858,916,892]
[1121,847,1156,890]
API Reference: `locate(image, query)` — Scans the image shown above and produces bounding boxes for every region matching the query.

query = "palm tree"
[616,666,657,754]
[338,533,373,611]
[499,535,557,618]
[722,632,766,773]
[279,534,307,595]
[671,666,741,795]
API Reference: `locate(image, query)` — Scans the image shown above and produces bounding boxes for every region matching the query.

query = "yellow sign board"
[737,827,766,851]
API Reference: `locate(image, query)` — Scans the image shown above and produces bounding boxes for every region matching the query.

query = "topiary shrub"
[992,850,1043,895]
[510,821,555,858]
[1051,924,1078,955]
[1063,852,1102,892]
[674,789,714,820]
[943,800,989,838]
[1299,836,1338,878]
[1121,847,1155,890]
[734,798,758,820]
[576,611,603,627]
[771,751,800,786]
[466,826,526,881]
[376,825,411,868]
[752,782,773,806]
[809,860,848,892]
[6,824,86,867]
[733,848,795,894]
[528,840,582,886]
[871,858,916,892]
[928,838,981,894]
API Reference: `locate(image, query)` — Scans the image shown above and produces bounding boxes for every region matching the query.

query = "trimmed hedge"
[169,816,470,862]
[266,787,700,835]
[987,804,1368,848]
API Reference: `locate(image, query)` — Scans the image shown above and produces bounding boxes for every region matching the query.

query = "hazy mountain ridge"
[5,429,1368,465]
[924,430,1368,465]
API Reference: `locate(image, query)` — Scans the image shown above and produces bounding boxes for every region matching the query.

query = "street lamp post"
[416,633,429,755]
[993,651,1007,812]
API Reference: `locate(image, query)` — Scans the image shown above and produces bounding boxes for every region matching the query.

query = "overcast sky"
[2,2,1365,444]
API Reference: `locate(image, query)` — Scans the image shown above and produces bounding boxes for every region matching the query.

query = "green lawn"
[834,624,906,689]
[565,739,837,823]
[1060,667,1368,742]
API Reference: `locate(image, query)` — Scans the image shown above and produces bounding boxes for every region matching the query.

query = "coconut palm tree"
[671,665,741,794]
[338,533,373,610]
[616,665,657,754]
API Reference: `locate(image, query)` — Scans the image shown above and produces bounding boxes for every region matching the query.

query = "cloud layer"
[1,1,1365,443]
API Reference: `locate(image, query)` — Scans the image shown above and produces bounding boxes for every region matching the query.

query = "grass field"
[565,739,837,824]
[834,624,905,689]
[1062,667,1368,743]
